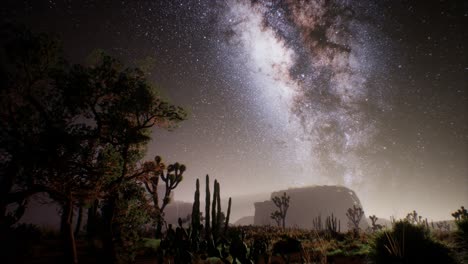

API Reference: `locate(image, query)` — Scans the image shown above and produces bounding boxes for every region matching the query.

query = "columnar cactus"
[191,178,200,243]
[216,181,222,231]
[326,213,340,234]
[190,176,232,247]
[224,197,232,234]
[205,174,210,238]
[211,179,218,237]
[312,215,323,231]
[192,179,200,229]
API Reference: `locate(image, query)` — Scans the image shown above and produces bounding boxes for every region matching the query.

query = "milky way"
[216,0,390,188]
[3,0,467,220]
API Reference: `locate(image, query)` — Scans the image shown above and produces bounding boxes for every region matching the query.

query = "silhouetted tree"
[271,211,282,227]
[346,205,364,234]
[0,24,186,263]
[0,23,67,230]
[369,214,383,232]
[140,156,185,238]
[271,192,290,228]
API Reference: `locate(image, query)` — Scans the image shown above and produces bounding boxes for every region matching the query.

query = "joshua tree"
[141,156,186,237]
[346,205,364,234]
[271,211,282,227]
[405,210,429,229]
[271,192,290,228]
[452,206,468,221]
[369,215,383,232]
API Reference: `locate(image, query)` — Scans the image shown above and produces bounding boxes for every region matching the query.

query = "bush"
[102,181,152,264]
[370,220,456,264]
[454,217,468,263]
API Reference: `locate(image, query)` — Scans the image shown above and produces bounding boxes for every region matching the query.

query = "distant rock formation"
[233,216,254,226]
[254,185,368,231]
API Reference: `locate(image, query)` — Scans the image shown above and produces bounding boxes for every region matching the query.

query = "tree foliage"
[0,24,186,263]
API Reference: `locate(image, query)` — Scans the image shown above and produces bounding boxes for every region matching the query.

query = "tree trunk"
[74,205,83,238]
[62,197,78,264]
[86,199,98,239]
[155,217,163,239]
[102,196,117,263]
[60,202,70,238]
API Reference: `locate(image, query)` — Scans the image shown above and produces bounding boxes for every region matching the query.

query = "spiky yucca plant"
[370,220,456,264]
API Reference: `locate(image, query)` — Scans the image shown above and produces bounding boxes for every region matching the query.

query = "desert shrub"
[137,238,161,256]
[454,214,468,263]
[370,220,456,264]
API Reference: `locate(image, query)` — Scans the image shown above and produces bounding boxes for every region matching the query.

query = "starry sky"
[2,0,467,221]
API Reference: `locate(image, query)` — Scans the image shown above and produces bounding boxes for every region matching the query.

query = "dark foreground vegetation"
[2,207,468,264]
[1,25,467,264]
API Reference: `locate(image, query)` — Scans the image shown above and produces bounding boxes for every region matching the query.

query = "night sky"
[2,0,467,221]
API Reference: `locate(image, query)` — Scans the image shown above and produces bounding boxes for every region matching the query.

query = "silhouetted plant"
[325,213,340,236]
[191,177,232,254]
[452,206,468,221]
[211,179,218,240]
[272,237,304,264]
[346,205,364,234]
[1,25,188,263]
[312,215,323,231]
[224,197,232,234]
[249,236,270,264]
[369,215,383,233]
[271,192,290,228]
[215,181,222,235]
[106,181,152,264]
[271,211,282,227]
[141,156,186,238]
[370,220,456,264]
[205,174,211,240]
[452,206,468,262]
[191,178,201,250]
[229,230,248,263]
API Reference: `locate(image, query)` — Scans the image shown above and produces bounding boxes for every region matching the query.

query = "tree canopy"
[0,24,187,263]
